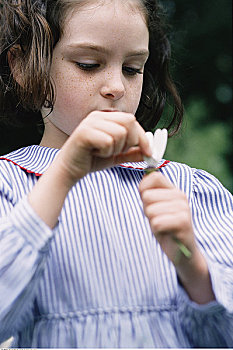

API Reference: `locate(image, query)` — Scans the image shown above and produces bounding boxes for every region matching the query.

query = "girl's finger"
[150,211,193,237]
[143,199,188,220]
[91,147,144,172]
[95,111,151,157]
[141,188,187,205]
[113,147,144,164]
[139,172,174,193]
[89,120,128,155]
[78,128,114,158]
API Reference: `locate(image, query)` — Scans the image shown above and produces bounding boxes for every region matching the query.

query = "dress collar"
[0,145,169,176]
[0,145,59,176]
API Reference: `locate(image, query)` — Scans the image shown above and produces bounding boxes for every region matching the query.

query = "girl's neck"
[40,122,69,149]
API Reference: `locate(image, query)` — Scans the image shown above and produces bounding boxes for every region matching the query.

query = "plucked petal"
[152,129,168,161]
[144,129,168,167]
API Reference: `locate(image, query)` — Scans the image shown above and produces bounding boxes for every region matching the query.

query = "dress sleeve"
[0,171,54,342]
[178,169,233,347]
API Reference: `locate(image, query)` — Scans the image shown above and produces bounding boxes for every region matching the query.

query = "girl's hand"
[57,110,151,186]
[139,171,196,265]
[139,171,215,304]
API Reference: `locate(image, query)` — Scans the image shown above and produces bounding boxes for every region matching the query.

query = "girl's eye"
[76,62,143,76]
[76,62,100,70]
[123,66,143,76]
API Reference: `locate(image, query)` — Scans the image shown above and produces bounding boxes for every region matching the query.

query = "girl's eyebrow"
[67,42,149,58]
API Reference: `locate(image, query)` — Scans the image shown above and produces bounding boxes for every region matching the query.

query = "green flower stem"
[173,237,192,259]
[144,167,157,175]
[144,167,192,260]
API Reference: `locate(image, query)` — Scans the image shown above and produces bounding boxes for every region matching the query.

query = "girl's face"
[41,0,149,148]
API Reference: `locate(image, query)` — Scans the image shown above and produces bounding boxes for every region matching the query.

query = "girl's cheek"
[128,80,143,111]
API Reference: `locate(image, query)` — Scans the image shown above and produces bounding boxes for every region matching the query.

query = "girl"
[0,0,232,348]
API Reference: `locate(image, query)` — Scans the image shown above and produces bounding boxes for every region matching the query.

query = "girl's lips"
[100,109,119,112]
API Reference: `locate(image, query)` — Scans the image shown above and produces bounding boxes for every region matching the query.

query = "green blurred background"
[162,0,232,192]
[0,0,232,192]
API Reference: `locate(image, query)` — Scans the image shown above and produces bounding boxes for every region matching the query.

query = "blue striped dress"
[0,145,232,348]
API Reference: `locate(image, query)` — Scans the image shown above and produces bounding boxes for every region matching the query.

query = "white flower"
[144,129,168,167]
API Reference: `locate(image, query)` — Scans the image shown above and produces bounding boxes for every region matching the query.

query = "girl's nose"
[100,69,125,101]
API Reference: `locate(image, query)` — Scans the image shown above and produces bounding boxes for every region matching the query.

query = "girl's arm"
[0,192,54,342]
[139,171,215,304]
[0,111,150,341]
[139,170,233,347]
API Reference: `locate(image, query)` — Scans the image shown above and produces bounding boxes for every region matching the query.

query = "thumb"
[113,147,144,165]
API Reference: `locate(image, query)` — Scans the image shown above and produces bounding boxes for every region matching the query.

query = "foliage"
[165,99,232,191]
[162,0,232,192]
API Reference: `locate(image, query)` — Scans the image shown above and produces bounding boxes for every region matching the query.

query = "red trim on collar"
[0,157,170,177]
[119,160,170,170]
[158,160,170,168]
[0,157,42,177]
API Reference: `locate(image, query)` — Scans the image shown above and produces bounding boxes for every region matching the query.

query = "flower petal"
[145,131,153,151]
[152,129,168,161]
[144,129,168,167]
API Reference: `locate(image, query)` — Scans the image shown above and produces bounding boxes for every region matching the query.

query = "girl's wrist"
[54,150,86,189]
[176,248,215,304]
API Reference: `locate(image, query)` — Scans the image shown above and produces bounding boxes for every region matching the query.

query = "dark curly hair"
[0,0,183,134]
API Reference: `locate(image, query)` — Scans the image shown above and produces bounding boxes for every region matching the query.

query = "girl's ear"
[7,46,24,87]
